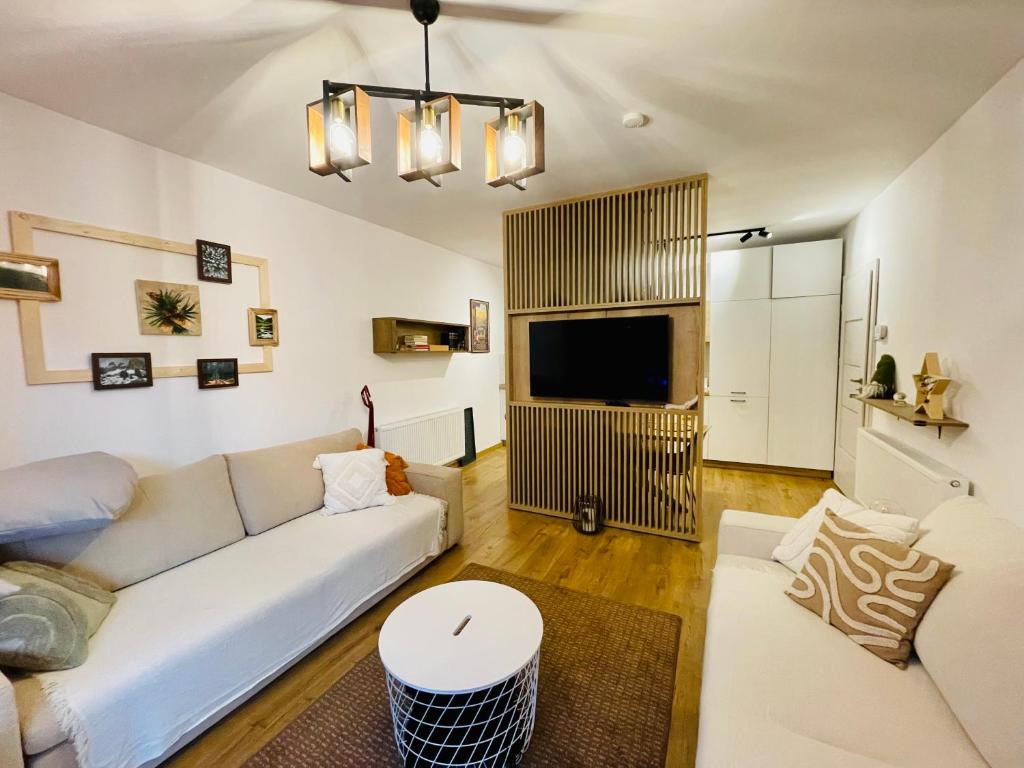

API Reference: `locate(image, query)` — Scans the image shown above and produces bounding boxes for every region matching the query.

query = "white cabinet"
[706,396,769,464]
[709,299,771,397]
[706,238,842,471]
[767,295,840,470]
[708,247,772,301]
[771,240,843,298]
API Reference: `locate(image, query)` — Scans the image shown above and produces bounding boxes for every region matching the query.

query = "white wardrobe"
[706,240,842,471]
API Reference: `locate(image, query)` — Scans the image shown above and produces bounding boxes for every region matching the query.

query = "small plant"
[143,289,199,335]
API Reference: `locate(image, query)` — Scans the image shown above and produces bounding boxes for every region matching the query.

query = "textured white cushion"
[771,489,864,572]
[696,554,987,768]
[844,509,920,546]
[314,449,394,514]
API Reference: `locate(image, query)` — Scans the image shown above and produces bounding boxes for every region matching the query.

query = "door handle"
[850,378,863,384]
[730,399,747,403]
[729,391,747,395]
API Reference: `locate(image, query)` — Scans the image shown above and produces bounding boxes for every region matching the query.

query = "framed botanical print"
[469,298,489,353]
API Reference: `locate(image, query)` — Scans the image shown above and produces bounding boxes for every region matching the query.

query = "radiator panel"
[376,408,465,466]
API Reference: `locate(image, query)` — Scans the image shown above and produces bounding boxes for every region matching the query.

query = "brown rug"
[245,564,681,768]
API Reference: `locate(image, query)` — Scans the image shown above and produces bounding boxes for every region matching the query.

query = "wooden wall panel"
[504,175,708,541]
[507,403,701,539]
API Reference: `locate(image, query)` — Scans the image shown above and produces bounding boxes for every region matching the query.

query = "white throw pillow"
[313,449,394,515]
[771,488,922,572]
[771,489,864,572]
[844,509,920,547]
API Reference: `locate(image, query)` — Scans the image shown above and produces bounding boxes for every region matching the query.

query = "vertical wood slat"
[507,403,700,540]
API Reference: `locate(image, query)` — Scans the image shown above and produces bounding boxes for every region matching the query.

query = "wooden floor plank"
[166,447,831,768]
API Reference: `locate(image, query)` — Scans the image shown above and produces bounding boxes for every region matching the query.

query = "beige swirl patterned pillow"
[785,510,954,667]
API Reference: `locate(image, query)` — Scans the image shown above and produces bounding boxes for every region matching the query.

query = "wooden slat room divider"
[503,174,708,540]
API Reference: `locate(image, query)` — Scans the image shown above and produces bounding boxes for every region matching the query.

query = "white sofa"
[0,429,464,768]
[697,495,1023,768]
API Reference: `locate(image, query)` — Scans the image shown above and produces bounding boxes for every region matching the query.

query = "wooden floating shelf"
[372,316,469,355]
[857,396,968,437]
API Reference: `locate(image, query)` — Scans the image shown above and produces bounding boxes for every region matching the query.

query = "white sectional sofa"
[697,495,1023,768]
[0,428,463,768]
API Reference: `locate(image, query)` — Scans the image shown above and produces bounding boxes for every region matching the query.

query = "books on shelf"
[401,334,430,351]
[428,344,450,352]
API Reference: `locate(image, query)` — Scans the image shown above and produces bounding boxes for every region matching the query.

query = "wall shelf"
[857,396,968,438]
[372,317,469,354]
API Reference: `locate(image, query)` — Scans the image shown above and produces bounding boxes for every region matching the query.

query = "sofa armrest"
[717,510,795,561]
[0,672,23,768]
[405,463,464,548]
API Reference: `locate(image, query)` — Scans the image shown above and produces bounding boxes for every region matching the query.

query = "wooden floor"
[168,446,832,768]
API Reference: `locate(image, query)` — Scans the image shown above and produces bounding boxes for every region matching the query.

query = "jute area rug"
[245,563,681,768]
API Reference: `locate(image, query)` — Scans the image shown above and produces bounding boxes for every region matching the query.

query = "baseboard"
[704,460,833,479]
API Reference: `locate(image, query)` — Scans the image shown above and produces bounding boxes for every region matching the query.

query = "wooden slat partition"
[504,175,706,313]
[507,402,701,540]
[503,175,708,541]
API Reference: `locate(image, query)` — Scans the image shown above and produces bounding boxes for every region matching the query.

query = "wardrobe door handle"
[729,391,747,395]
[850,378,863,384]
[730,399,747,403]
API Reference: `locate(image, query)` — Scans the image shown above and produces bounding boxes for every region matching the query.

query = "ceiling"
[0,0,1022,264]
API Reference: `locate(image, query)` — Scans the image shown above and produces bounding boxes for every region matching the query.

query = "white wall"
[844,58,1024,524]
[0,93,503,475]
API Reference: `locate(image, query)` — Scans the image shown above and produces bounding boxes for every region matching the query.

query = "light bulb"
[330,117,356,159]
[502,132,527,168]
[419,123,443,165]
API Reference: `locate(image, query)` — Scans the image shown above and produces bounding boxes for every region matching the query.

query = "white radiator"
[375,408,465,466]
[854,428,969,520]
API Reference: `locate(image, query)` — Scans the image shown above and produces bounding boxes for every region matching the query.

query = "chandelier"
[306,0,545,190]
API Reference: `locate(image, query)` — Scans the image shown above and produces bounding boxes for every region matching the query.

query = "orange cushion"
[357,443,412,496]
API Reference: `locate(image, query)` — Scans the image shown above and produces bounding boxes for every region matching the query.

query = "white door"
[708,299,771,397]
[767,295,840,470]
[833,260,877,494]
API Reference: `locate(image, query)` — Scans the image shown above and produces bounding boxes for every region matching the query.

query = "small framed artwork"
[196,239,232,284]
[470,298,490,353]
[197,358,239,389]
[0,251,61,302]
[248,307,279,346]
[135,279,203,336]
[91,353,154,391]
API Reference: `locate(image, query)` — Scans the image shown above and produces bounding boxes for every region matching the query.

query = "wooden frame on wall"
[8,211,273,385]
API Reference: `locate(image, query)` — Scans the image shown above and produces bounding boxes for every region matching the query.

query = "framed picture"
[0,251,61,302]
[91,353,153,390]
[470,298,490,353]
[135,280,203,336]
[197,358,239,389]
[196,240,232,284]
[248,307,279,346]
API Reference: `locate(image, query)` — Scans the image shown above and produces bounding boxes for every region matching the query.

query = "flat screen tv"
[529,315,670,403]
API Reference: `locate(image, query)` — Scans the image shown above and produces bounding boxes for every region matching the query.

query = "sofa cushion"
[28,493,446,768]
[3,456,245,591]
[225,429,361,535]
[13,677,64,756]
[0,453,137,543]
[912,496,1024,768]
[696,554,987,768]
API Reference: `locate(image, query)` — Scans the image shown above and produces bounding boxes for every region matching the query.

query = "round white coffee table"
[379,580,544,767]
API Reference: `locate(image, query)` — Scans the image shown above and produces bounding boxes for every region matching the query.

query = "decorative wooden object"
[8,211,273,385]
[912,352,951,421]
[0,251,61,302]
[857,396,968,438]
[397,95,461,182]
[503,174,709,541]
[372,317,469,354]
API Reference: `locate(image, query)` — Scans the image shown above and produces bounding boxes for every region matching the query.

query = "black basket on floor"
[573,495,604,535]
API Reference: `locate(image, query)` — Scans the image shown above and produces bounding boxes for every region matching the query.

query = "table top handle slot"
[453,615,472,636]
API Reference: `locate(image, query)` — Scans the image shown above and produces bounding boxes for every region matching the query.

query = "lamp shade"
[397,95,462,182]
[307,85,371,175]
[485,101,544,187]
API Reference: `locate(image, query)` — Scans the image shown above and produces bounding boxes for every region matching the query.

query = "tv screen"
[529,315,670,403]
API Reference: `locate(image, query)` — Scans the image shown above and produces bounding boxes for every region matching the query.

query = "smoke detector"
[622,112,650,129]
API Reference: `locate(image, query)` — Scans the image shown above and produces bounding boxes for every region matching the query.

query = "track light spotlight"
[758,228,773,239]
[739,231,754,243]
